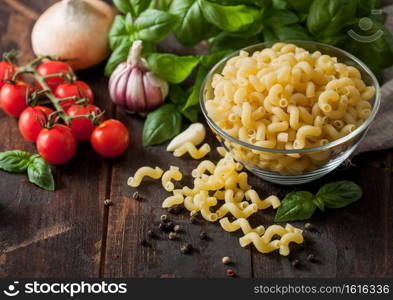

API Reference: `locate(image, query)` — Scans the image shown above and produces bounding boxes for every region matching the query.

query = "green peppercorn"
[180,243,193,254]
[174,225,181,232]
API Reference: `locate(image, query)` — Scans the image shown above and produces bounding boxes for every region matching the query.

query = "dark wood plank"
[251,151,393,277]
[0,1,112,277]
[104,113,252,278]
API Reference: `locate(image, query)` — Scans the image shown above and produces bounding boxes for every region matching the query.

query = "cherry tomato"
[36,61,73,91]
[66,104,103,141]
[0,81,33,117]
[18,106,54,142]
[0,61,17,89]
[91,119,129,158]
[36,124,77,165]
[55,81,94,109]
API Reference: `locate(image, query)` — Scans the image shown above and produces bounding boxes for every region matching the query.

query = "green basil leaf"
[147,53,200,84]
[287,0,312,13]
[169,0,218,47]
[356,0,380,17]
[307,0,358,39]
[200,49,232,68]
[0,150,31,173]
[104,39,132,76]
[113,0,151,17]
[316,181,362,209]
[27,155,55,191]
[181,105,200,122]
[182,65,208,111]
[143,104,183,146]
[199,0,260,32]
[109,15,131,51]
[274,191,316,222]
[134,9,179,43]
[263,27,279,42]
[271,24,312,41]
[169,84,189,105]
[272,0,288,10]
[346,21,393,76]
[265,9,299,27]
[209,32,260,52]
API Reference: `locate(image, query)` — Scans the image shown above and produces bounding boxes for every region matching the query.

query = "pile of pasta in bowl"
[202,42,380,184]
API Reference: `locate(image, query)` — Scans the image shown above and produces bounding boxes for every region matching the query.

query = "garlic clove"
[167,123,206,152]
[143,72,165,111]
[126,68,146,113]
[109,63,129,107]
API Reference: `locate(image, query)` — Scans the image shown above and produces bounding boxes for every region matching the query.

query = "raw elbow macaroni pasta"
[205,43,375,175]
[173,142,211,159]
[127,167,164,187]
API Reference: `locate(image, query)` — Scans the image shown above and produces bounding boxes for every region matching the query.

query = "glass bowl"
[200,41,381,185]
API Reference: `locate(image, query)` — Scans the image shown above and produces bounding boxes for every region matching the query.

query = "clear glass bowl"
[200,41,381,185]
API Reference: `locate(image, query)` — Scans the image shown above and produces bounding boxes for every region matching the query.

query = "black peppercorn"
[291,259,300,268]
[140,239,149,247]
[104,199,112,206]
[199,231,208,240]
[180,243,193,254]
[190,216,198,224]
[147,229,155,238]
[160,215,168,222]
[307,254,316,262]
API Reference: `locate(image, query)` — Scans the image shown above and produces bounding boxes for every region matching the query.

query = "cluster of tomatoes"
[0,60,129,164]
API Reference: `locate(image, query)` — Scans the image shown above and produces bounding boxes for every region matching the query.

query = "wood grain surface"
[0,0,392,278]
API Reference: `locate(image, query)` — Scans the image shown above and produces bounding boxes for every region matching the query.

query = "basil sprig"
[0,150,55,191]
[275,181,362,222]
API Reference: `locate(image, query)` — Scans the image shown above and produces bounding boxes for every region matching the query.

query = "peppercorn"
[199,231,208,240]
[147,229,155,238]
[166,221,174,232]
[133,191,140,200]
[104,199,112,206]
[226,269,236,277]
[140,239,149,247]
[168,205,183,215]
[307,254,316,262]
[305,223,314,230]
[291,259,300,268]
[174,225,181,232]
[190,215,198,224]
[160,214,168,222]
[180,243,193,254]
[222,256,232,265]
[168,232,177,240]
[158,222,166,232]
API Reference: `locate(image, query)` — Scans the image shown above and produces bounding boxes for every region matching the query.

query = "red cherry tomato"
[91,119,129,158]
[66,104,103,141]
[36,61,73,91]
[55,81,94,109]
[0,81,33,117]
[36,124,77,165]
[18,106,54,142]
[0,61,17,89]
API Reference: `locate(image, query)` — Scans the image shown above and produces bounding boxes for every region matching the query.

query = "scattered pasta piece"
[245,190,281,209]
[162,166,183,192]
[127,166,164,187]
[220,217,265,235]
[239,224,304,256]
[173,142,211,159]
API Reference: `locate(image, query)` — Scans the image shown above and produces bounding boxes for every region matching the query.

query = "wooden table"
[0,0,392,278]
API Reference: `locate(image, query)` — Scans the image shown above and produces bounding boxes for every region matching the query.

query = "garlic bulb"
[32,0,115,70]
[109,41,169,114]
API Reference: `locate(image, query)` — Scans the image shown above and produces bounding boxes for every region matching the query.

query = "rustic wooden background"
[0,0,392,278]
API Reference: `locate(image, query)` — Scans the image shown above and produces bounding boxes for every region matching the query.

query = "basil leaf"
[200,49,232,69]
[27,155,55,191]
[147,53,200,84]
[209,32,260,52]
[143,104,183,146]
[182,65,208,111]
[104,39,132,76]
[169,0,217,47]
[134,9,179,43]
[274,191,316,222]
[181,105,200,123]
[287,0,312,14]
[316,181,362,209]
[272,0,288,10]
[356,0,380,17]
[266,9,299,27]
[307,0,358,39]
[199,0,260,32]
[169,84,189,105]
[346,21,393,75]
[272,24,312,41]
[109,15,131,51]
[113,0,151,17]
[0,150,31,173]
